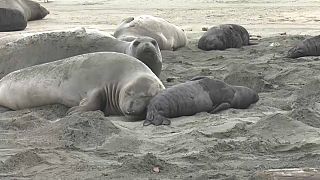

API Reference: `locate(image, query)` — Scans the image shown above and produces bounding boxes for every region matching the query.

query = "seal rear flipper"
[121,17,134,23]
[209,102,231,114]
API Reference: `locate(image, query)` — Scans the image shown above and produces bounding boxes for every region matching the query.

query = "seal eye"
[151,40,157,46]
[133,41,140,46]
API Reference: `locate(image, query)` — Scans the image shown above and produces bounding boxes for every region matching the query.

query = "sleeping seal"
[198,24,252,51]
[0,0,49,31]
[114,15,187,50]
[0,52,165,120]
[143,77,259,126]
[0,28,162,78]
[287,35,320,58]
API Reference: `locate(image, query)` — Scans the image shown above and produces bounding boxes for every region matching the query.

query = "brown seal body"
[114,15,187,50]
[0,52,165,120]
[198,24,251,51]
[287,35,320,58]
[143,77,259,126]
[0,0,49,31]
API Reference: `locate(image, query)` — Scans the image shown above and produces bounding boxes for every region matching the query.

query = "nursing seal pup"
[114,15,187,50]
[143,77,259,126]
[0,52,165,120]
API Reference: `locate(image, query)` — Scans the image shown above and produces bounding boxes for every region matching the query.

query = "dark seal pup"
[143,77,259,126]
[198,24,252,51]
[0,0,49,31]
[287,35,320,58]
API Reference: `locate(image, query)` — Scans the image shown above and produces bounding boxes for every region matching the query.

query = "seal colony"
[0,28,162,78]
[0,52,165,120]
[114,15,187,50]
[143,77,259,126]
[0,0,49,31]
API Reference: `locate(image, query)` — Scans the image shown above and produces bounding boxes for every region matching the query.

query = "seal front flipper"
[0,106,11,113]
[143,110,171,126]
[209,102,231,114]
[66,88,106,115]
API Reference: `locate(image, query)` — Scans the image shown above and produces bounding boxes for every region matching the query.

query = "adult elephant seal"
[287,35,320,58]
[0,52,165,120]
[143,77,259,126]
[0,0,49,31]
[0,28,162,78]
[114,15,187,50]
[198,24,252,51]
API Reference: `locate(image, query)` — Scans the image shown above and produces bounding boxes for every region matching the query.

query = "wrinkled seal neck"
[104,81,121,115]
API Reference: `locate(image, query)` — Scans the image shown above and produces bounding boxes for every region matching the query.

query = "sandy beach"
[0,0,320,179]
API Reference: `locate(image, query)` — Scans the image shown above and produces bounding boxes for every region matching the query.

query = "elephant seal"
[0,28,162,78]
[198,24,252,51]
[0,0,49,31]
[143,77,259,126]
[114,15,187,50]
[0,52,165,120]
[287,35,320,58]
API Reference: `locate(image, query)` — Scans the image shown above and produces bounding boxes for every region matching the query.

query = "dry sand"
[1,0,320,179]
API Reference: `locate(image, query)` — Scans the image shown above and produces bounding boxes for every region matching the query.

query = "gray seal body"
[0,28,162,78]
[198,24,251,51]
[287,35,320,58]
[114,15,187,50]
[143,77,259,126]
[0,52,165,120]
[0,0,49,31]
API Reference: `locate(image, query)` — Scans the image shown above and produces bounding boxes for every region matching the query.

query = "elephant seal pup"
[198,24,252,51]
[143,77,259,126]
[114,15,187,50]
[0,52,165,120]
[287,35,320,58]
[0,28,162,78]
[0,0,49,31]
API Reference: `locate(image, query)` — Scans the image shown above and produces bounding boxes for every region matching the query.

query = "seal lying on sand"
[0,0,49,31]
[198,24,252,51]
[0,28,162,78]
[0,52,165,120]
[287,35,320,58]
[114,15,187,50]
[143,77,259,126]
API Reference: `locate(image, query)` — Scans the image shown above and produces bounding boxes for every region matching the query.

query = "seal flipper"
[66,88,106,115]
[121,17,134,23]
[209,102,231,114]
[143,110,171,126]
[0,106,11,113]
